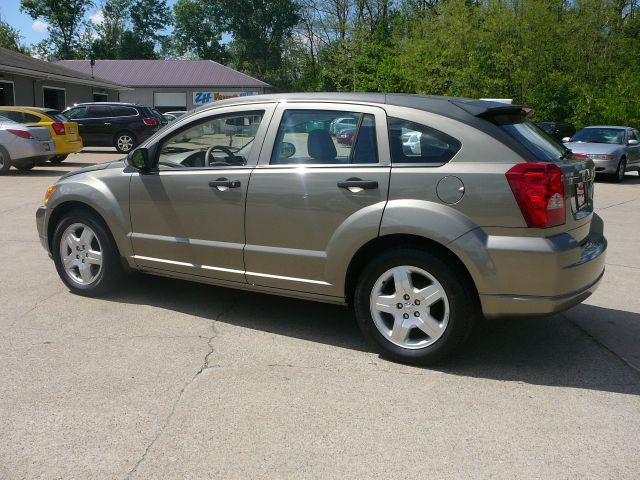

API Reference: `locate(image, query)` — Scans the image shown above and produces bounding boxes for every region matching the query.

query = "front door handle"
[209,178,241,190]
[337,178,379,192]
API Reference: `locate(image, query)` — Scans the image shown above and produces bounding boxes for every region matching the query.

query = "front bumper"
[591,158,619,174]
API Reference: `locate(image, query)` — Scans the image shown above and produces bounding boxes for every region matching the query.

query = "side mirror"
[278,141,296,158]
[628,139,639,146]
[562,137,571,143]
[129,147,152,170]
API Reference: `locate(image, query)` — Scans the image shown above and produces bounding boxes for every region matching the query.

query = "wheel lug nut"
[414,311,420,317]
[414,300,420,306]
[403,294,410,300]
[396,303,403,309]
[81,259,85,263]
[76,255,79,259]
[403,313,409,319]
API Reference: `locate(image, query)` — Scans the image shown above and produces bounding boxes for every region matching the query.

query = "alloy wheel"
[117,135,133,152]
[59,223,103,285]
[369,265,450,349]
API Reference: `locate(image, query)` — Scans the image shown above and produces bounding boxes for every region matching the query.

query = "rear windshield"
[492,114,565,162]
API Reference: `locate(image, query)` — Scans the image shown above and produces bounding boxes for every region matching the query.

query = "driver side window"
[158,110,264,169]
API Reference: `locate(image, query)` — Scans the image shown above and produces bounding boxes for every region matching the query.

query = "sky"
[1,0,179,47]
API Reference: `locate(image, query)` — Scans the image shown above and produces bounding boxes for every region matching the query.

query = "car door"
[627,129,640,166]
[243,103,391,297]
[129,104,276,284]
[65,105,100,144]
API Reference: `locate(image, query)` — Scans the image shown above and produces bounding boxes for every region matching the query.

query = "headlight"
[587,154,615,160]
[43,185,57,205]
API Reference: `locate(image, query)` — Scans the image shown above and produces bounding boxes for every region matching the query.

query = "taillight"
[506,162,565,228]
[52,122,65,135]
[143,118,157,126]
[7,129,33,139]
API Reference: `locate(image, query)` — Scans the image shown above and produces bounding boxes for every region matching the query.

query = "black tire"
[114,131,137,154]
[52,209,124,296]
[613,157,626,183]
[49,155,68,163]
[354,248,478,365]
[15,162,35,171]
[0,146,11,175]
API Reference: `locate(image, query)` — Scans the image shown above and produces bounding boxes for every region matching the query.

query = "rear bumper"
[452,214,607,318]
[54,139,83,155]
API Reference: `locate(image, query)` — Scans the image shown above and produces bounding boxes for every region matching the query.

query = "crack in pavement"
[7,291,63,330]
[124,299,239,479]
[561,313,640,378]
[599,196,640,210]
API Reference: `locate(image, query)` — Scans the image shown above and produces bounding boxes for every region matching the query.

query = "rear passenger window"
[112,106,138,117]
[87,106,113,118]
[271,110,378,165]
[22,113,41,123]
[388,117,461,165]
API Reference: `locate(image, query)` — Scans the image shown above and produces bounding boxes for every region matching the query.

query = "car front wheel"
[354,248,477,365]
[52,209,124,296]
[614,157,626,182]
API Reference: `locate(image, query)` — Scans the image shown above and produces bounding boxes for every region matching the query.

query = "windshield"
[493,114,565,162]
[571,128,625,144]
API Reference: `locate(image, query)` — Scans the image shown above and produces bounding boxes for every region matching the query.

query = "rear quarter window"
[387,117,461,165]
[112,106,138,117]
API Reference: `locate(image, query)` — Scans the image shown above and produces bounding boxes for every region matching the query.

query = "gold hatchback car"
[0,106,83,163]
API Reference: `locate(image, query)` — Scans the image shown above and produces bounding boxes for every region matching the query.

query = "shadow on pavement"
[80,149,121,154]
[103,275,640,395]
[597,174,640,185]
[6,169,69,177]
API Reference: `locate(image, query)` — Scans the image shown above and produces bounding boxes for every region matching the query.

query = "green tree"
[20,0,93,59]
[91,0,131,59]
[221,0,300,87]
[173,0,227,61]
[0,15,29,54]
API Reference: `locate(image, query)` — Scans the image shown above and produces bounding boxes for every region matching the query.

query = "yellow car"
[0,106,83,163]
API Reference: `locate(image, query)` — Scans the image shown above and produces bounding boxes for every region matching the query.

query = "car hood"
[564,142,623,155]
[59,159,126,180]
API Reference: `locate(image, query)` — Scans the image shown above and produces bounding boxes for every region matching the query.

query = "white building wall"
[118,86,268,111]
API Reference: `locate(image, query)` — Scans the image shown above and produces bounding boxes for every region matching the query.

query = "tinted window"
[22,112,41,123]
[271,110,378,165]
[158,110,264,169]
[87,105,114,118]
[388,117,461,164]
[571,127,625,145]
[0,111,24,122]
[64,107,87,119]
[493,114,565,162]
[111,106,138,117]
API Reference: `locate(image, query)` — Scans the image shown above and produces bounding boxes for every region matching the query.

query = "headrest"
[307,129,337,163]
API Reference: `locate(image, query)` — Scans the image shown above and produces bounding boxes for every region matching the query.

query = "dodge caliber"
[36,94,607,364]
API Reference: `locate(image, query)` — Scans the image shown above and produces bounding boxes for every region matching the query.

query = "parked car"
[163,113,179,123]
[337,128,355,145]
[151,108,168,127]
[62,102,161,153]
[329,116,357,136]
[164,111,187,119]
[0,120,55,174]
[563,126,640,182]
[36,93,606,365]
[0,106,83,163]
[536,121,575,142]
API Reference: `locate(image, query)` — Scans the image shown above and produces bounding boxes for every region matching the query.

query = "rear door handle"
[209,178,241,190]
[337,179,379,191]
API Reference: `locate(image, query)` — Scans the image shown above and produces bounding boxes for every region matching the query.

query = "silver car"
[0,120,55,174]
[563,126,640,182]
[35,93,607,364]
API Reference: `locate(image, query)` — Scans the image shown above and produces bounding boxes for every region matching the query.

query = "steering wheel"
[205,145,239,166]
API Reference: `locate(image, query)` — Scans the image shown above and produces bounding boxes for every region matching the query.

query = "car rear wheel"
[0,147,11,175]
[15,162,35,171]
[614,157,626,182]
[114,132,137,154]
[354,248,477,365]
[52,209,124,296]
[49,155,68,163]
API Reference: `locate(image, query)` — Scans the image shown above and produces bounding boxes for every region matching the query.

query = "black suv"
[63,102,161,153]
[536,121,576,142]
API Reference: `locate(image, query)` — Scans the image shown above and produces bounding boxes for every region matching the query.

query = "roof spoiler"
[449,99,533,118]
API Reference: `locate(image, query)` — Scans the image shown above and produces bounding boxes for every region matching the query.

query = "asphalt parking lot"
[1,150,639,479]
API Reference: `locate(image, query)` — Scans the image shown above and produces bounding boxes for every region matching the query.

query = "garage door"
[153,92,187,113]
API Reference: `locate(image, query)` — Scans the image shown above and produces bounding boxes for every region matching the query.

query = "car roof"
[581,125,629,129]
[71,102,144,107]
